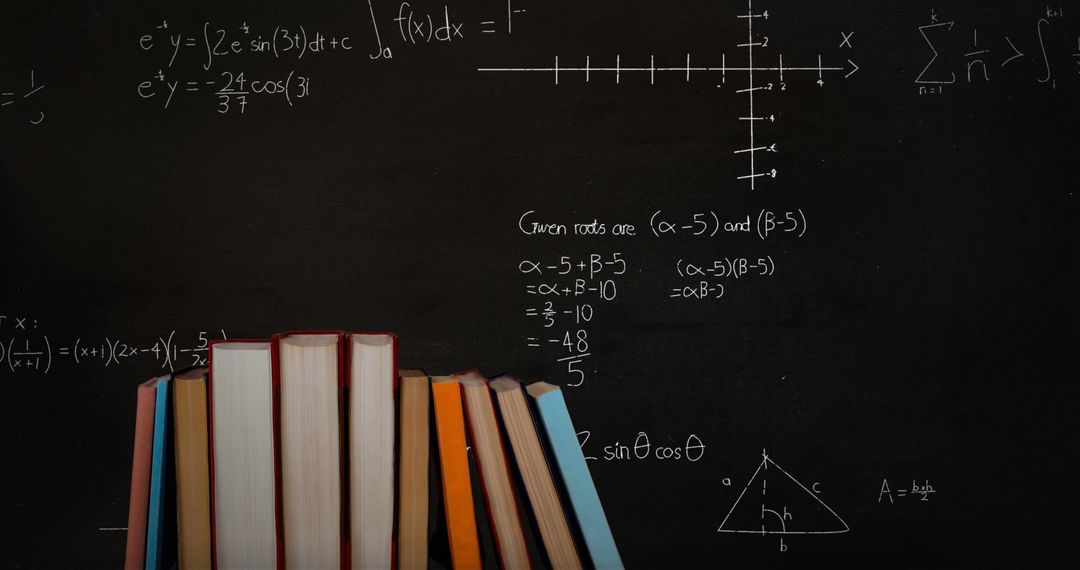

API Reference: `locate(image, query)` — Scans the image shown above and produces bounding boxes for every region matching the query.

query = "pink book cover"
[124,376,161,569]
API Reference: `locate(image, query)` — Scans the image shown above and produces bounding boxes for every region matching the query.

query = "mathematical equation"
[576,430,706,462]
[519,209,808,241]
[915,6,1080,94]
[669,256,777,301]
[648,209,808,240]
[878,478,937,502]
[134,1,530,113]
[0,315,226,375]
[136,18,334,112]
[1,70,46,125]
[514,206,809,382]
[518,252,624,388]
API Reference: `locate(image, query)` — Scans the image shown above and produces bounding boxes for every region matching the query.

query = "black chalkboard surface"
[1,0,1076,567]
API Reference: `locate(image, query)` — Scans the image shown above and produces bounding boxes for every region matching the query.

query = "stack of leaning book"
[124,331,623,570]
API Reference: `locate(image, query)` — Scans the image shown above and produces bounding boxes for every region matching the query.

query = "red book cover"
[274,331,346,570]
[454,370,532,570]
[344,332,399,570]
[124,376,161,570]
[207,338,284,570]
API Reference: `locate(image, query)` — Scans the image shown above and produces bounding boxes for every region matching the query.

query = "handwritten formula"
[0,315,226,375]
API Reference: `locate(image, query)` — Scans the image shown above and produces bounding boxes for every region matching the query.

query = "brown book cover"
[397,369,430,569]
[455,371,531,569]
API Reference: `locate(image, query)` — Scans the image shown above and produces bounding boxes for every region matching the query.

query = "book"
[172,367,211,570]
[347,333,397,569]
[145,375,177,569]
[124,376,162,570]
[491,377,582,570]
[466,426,500,570]
[456,371,531,569]
[277,332,344,569]
[397,369,429,569]
[209,341,280,570]
[526,382,623,569]
[430,376,483,569]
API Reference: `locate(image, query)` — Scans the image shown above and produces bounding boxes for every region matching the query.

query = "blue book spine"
[535,389,624,569]
[144,378,170,570]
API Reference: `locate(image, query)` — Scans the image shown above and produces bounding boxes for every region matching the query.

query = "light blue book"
[526,382,624,569]
[145,375,171,570]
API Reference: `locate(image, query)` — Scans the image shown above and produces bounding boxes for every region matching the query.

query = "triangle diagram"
[717,451,849,535]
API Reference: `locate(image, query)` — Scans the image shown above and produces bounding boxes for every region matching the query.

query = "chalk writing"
[915,7,1080,94]
[878,478,937,503]
[0,69,46,125]
[479,0,860,188]
[0,315,227,375]
[718,450,849,551]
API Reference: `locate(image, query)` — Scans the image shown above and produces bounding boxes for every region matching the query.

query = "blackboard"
[1,0,1076,567]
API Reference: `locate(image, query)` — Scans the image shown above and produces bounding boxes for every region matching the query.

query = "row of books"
[124,331,623,570]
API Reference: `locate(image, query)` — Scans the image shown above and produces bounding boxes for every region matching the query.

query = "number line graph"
[478,0,859,189]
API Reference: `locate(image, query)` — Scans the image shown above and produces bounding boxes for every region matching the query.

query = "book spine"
[458,381,504,568]
[269,335,286,570]
[526,386,588,565]
[485,382,533,570]
[538,391,623,570]
[338,333,349,570]
[123,381,157,570]
[145,378,171,569]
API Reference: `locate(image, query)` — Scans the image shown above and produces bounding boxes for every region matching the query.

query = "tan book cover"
[398,369,430,569]
[492,376,582,569]
[173,368,212,570]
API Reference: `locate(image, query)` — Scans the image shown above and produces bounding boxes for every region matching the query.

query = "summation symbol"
[717,449,849,550]
[477,0,859,189]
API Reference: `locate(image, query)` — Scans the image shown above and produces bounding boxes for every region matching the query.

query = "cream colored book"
[348,333,396,569]
[279,333,343,569]
[209,342,277,570]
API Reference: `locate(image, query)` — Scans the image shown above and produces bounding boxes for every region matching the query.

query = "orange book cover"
[431,377,483,569]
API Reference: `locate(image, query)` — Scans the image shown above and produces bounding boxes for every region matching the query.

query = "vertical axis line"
[747,0,756,190]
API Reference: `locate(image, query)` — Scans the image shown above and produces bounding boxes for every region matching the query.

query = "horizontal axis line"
[478,66,844,72]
